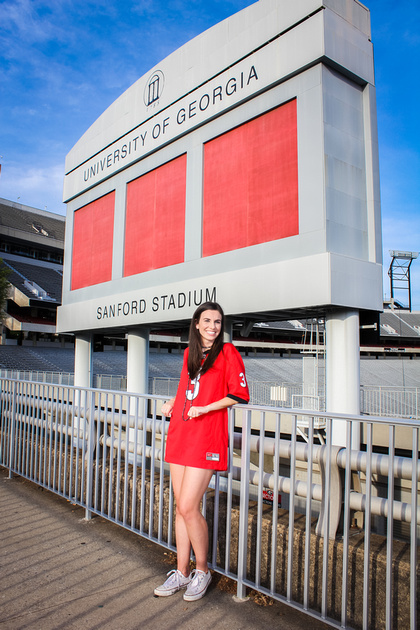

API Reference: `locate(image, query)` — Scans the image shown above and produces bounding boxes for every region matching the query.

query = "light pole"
[388,250,419,311]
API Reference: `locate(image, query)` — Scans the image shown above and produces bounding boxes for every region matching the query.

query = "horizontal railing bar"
[8,406,418,524]
[2,377,420,425]
[4,390,420,483]
[336,448,419,481]
[3,372,420,419]
[349,490,420,525]
[1,412,86,440]
[100,435,164,461]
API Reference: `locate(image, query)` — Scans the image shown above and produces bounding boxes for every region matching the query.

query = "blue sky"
[0,0,419,308]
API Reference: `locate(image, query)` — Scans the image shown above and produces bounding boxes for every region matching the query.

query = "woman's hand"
[187,396,238,419]
[161,399,175,417]
[187,406,208,419]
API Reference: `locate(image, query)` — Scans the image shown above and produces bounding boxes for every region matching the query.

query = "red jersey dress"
[164,343,249,471]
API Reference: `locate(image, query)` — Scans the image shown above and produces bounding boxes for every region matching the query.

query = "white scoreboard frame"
[57,0,382,334]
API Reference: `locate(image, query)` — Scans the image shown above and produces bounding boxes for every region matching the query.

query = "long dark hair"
[187,301,225,379]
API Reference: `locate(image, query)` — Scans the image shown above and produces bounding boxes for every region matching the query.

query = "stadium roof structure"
[246,311,420,351]
[0,198,65,248]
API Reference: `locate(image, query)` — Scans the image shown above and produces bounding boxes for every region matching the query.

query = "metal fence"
[149,378,420,419]
[0,377,418,629]
[360,385,420,419]
[1,369,420,419]
[0,369,75,386]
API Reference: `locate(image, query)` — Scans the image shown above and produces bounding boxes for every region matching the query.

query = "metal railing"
[0,377,418,629]
[0,368,75,386]
[360,385,420,419]
[1,369,419,419]
[2,368,419,419]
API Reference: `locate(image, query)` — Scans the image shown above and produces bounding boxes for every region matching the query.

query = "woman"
[154,301,249,601]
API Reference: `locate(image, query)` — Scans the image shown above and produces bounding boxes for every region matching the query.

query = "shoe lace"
[166,569,181,585]
[190,569,206,586]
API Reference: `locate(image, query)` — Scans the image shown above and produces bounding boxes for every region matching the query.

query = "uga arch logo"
[144,70,165,107]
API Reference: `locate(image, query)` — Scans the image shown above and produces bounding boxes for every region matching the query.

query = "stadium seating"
[3,259,63,301]
[1,345,419,388]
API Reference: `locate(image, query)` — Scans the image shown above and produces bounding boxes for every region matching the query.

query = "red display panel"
[71,191,115,290]
[203,99,299,257]
[124,155,187,276]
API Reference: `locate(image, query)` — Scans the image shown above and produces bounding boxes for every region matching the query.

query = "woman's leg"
[170,464,192,576]
[170,463,214,574]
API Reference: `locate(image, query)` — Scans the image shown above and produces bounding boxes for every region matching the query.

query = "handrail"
[1,368,419,418]
[2,382,419,534]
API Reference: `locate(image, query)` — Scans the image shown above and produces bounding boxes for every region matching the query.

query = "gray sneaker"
[183,569,212,601]
[154,569,192,597]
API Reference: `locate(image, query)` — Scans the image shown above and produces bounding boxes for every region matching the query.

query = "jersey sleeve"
[223,344,250,404]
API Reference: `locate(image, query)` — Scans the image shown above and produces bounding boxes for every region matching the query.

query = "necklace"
[182,352,207,420]
[182,377,193,421]
[182,371,202,421]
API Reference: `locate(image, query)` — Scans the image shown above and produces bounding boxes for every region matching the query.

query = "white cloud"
[0,162,66,215]
[0,0,71,47]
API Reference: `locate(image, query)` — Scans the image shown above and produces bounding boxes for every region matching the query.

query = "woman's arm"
[187,396,238,419]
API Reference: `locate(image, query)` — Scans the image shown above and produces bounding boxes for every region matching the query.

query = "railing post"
[287,414,298,602]
[235,407,251,601]
[379,385,382,417]
[8,380,17,478]
[84,389,96,520]
[410,427,418,630]
[386,424,395,630]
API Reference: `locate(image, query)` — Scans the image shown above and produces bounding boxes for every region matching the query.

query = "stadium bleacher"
[3,259,63,302]
[1,198,65,343]
[0,346,75,373]
[380,309,420,339]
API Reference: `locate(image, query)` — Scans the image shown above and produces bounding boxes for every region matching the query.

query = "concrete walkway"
[0,467,332,630]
